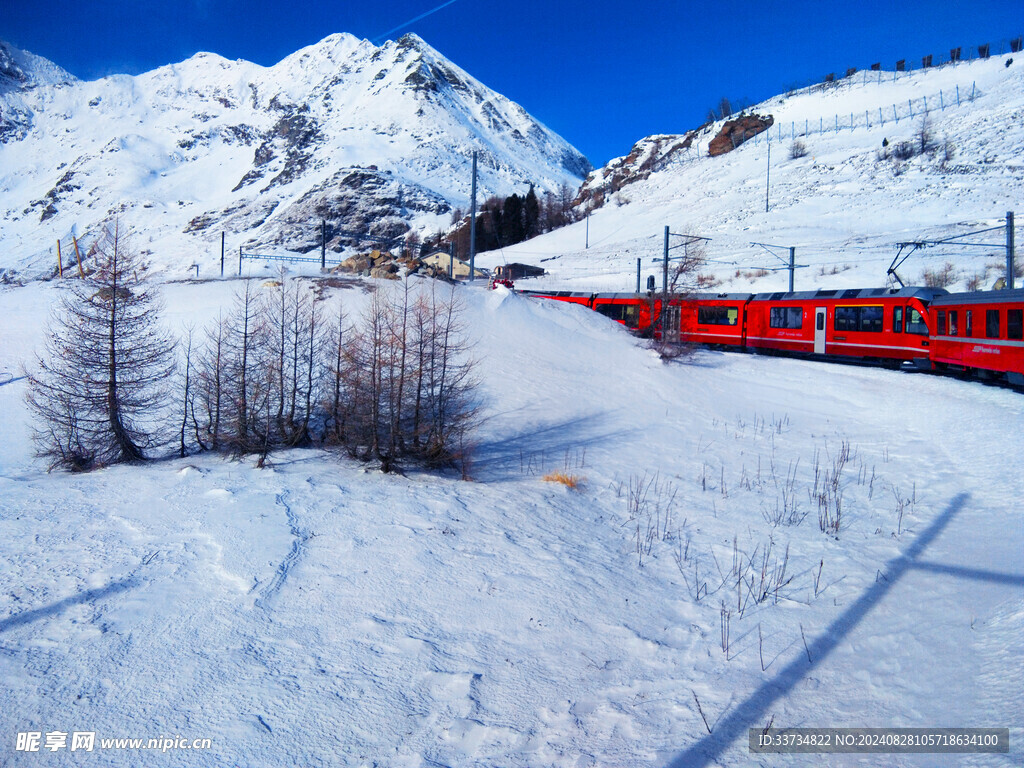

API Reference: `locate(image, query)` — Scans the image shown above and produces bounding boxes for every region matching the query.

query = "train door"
[663,303,680,343]
[814,307,826,354]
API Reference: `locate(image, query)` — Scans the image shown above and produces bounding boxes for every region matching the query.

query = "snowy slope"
[0,34,589,279]
[477,55,1023,295]
[0,276,1021,766]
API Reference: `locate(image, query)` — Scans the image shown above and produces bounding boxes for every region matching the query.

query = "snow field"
[0,277,1021,766]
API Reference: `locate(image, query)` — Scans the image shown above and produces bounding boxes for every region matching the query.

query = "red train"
[520,287,1024,387]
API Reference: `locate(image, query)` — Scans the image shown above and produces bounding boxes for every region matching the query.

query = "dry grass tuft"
[543,472,585,490]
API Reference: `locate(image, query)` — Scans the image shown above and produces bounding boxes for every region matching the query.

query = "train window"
[859,306,883,332]
[595,302,640,328]
[948,311,958,336]
[834,306,857,331]
[1009,309,1023,340]
[965,310,973,336]
[816,313,824,331]
[835,306,883,332]
[936,311,947,336]
[623,304,640,328]
[769,306,803,329]
[893,306,903,333]
[697,306,738,326]
[906,308,928,335]
[986,309,1000,338]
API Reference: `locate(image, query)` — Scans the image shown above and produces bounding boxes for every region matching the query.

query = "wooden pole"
[73,234,85,278]
[57,240,63,277]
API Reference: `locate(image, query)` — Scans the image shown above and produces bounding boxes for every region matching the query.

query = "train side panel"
[929,289,1024,384]
[825,295,933,364]
[674,294,749,346]
[746,289,940,364]
[744,297,815,354]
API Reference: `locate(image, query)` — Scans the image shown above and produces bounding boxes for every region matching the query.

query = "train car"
[588,292,751,344]
[742,287,946,365]
[590,293,655,333]
[666,293,751,346]
[928,288,1024,385]
[520,291,657,334]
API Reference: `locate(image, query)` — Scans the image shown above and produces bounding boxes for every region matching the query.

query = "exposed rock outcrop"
[707,114,774,157]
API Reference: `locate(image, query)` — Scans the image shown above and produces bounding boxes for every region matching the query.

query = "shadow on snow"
[0,576,138,635]
[471,410,637,482]
[666,492,1024,767]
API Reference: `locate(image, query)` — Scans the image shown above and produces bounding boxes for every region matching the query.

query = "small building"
[421,252,487,280]
[495,263,545,281]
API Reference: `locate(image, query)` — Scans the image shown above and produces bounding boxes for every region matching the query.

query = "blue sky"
[4,0,1020,166]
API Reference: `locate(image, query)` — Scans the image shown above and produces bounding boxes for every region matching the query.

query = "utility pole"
[765,140,771,213]
[469,151,477,283]
[220,232,225,277]
[1008,211,1016,290]
[321,220,327,271]
[663,225,670,294]
[636,257,641,293]
[586,211,590,249]
[751,241,805,289]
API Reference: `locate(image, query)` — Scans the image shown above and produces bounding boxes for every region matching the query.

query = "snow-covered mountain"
[479,54,1023,295]
[0,34,590,279]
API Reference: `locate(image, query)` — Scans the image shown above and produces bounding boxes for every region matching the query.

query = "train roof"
[930,287,1024,306]
[749,287,949,302]
[518,289,593,298]
[690,292,756,301]
[519,287,961,303]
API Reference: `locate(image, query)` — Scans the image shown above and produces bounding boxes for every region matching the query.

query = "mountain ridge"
[0,33,590,278]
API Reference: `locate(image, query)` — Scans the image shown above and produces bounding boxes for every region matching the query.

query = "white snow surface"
[0,275,1022,766]
[477,55,1024,296]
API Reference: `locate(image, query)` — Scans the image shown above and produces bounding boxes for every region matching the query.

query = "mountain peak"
[395,32,427,47]
[0,41,76,90]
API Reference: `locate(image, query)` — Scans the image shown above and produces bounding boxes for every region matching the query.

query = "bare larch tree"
[26,221,176,470]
